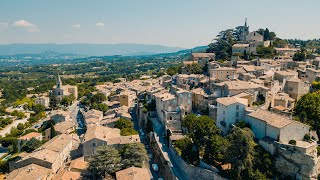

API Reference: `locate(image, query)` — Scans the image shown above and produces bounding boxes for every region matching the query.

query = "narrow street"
[132,103,186,180]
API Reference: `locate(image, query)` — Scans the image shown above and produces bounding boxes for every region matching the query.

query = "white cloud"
[72,24,81,29]
[96,22,104,29]
[12,20,39,32]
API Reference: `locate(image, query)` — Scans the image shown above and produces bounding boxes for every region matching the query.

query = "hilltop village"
[1,20,320,180]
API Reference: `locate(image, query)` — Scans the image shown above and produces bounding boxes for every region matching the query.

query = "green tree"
[226,127,256,179]
[293,52,306,61]
[263,28,270,41]
[33,104,45,114]
[203,135,229,164]
[91,103,109,114]
[49,94,58,110]
[185,63,203,74]
[88,146,122,178]
[114,118,133,129]
[22,137,42,152]
[120,128,138,136]
[121,143,148,168]
[207,29,236,60]
[173,137,199,165]
[49,121,57,138]
[17,123,24,131]
[294,91,320,135]
[91,93,107,104]
[167,66,179,76]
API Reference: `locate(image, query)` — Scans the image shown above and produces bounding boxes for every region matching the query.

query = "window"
[236,112,239,117]
[236,105,239,110]
[92,142,96,147]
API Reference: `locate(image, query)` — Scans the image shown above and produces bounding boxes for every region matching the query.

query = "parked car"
[149,154,153,159]
[152,164,159,172]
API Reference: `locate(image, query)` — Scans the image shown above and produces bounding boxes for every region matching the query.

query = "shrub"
[142,107,147,113]
[115,118,133,129]
[288,140,296,145]
[304,134,311,141]
[120,128,138,136]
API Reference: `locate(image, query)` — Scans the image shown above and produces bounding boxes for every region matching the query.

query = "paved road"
[150,117,186,180]
[132,103,185,180]
[0,118,28,136]
[131,104,161,180]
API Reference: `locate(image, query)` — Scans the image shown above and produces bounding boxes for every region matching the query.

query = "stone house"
[18,132,43,142]
[277,59,295,70]
[245,109,310,143]
[50,111,71,124]
[53,74,78,100]
[274,70,298,84]
[245,31,264,44]
[190,53,215,68]
[209,67,238,81]
[54,121,76,135]
[272,93,295,110]
[216,97,248,135]
[211,80,267,102]
[12,134,73,173]
[82,125,140,160]
[6,163,53,180]
[35,96,50,108]
[239,65,265,78]
[283,78,310,100]
[232,43,257,55]
[116,167,151,180]
[274,48,299,57]
[81,109,103,127]
[176,74,207,90]
[191,88,209,113]
[306,68,320,83]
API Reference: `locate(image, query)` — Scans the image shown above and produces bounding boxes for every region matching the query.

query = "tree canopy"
[120,143,148,168]
[88,146,122,178]
[294,91,320,135]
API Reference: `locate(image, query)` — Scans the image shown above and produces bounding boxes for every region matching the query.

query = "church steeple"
[57,74,62,88]
[244,17,247,27]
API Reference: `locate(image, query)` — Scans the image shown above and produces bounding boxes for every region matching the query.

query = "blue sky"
[0,0,319,48]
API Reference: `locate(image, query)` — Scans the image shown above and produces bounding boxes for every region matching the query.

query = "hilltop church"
[52,74,78,100]
[232,18,271,56]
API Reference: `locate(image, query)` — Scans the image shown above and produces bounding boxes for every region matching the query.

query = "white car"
[149,154,153,159]
[152,164,159,172]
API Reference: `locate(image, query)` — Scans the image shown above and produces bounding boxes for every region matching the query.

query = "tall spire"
[57,74,62,88]
[245,17,247,27]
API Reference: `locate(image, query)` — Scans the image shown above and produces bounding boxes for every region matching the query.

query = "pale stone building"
[12,134,73,173]
[6,164,53,180]
[209,67,237,81]
[116,167,151,180]
[35,96,50,108]
[245,109,310,143]
[82,125,140,160]
[81,109,103,127]
[191,88,209,113]
[283,78,310,100]
[216,97,248,135]
[190,53,215,68]
[52,74,78,100]
[306,68,320,83]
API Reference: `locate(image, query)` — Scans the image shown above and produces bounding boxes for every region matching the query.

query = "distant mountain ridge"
[0,43,185,56]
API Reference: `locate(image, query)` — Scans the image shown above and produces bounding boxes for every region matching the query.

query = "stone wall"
[169,145,226,180]
[274,143,318,180]
[149,133,177,180]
